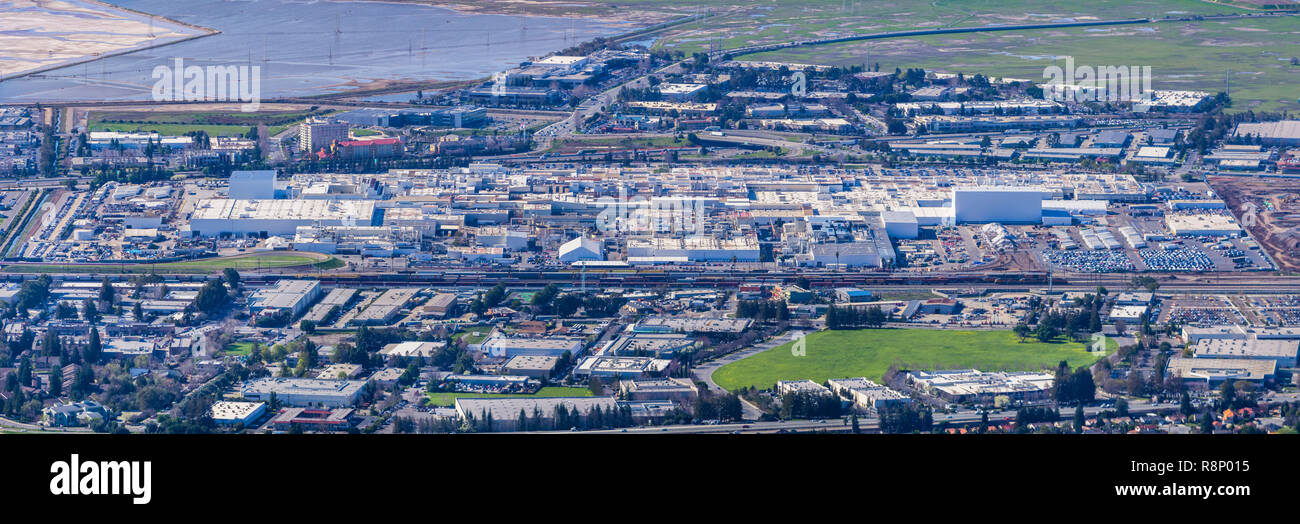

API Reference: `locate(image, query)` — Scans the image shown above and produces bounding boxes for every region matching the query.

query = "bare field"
[1209,176,1300,271]
[0,0,213,81]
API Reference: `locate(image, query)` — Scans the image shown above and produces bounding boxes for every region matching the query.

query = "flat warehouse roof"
[192,199,376,221]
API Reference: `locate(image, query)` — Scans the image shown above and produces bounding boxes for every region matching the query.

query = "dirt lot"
[1209,176,1300,271]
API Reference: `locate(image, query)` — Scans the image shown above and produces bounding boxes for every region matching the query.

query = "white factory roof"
[192,199,376,221]
[1194,338,1299,361]
[210,401,265,422]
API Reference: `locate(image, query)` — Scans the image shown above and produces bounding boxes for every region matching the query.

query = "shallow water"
[0,0,633,102]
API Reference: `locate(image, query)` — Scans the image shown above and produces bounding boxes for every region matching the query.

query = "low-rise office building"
[618,377,698,403]
[1193,338,1299,367]
[1167,357,1277,387]
[481,335,584,358]
[826,377,911,411]
[906,369,1055,403]
[240,377,365,407]
[776,379,833,397]
[210,401,267,426]
[573,356,670,379]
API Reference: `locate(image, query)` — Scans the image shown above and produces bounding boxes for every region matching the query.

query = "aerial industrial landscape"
[1,0,1299,445]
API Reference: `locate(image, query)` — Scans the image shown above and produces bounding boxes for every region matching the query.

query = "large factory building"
[189,199,378,237]
[952,186,1047,224]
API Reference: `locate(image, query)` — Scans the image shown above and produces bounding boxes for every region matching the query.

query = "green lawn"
[223,342,255,356]
[2,252,337,274]
[87,108,328,137]
[453,329,493,345]
[89,122,262,138]
[546,135,690,154]
[713,328,1113,392]
[425,386,593,407]
[743,9,1300,112]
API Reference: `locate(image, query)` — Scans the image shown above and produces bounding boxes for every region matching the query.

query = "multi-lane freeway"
[526,400,1179,434]
[8,265,1300,295]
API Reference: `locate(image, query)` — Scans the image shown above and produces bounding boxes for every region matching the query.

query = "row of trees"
[1052,360,1097,405]
[694,391,744,422]
[878,403,934,433]
[735,299,790,322]
[461,403,636,433]
[779,390,842,420]
[825,304,888,329]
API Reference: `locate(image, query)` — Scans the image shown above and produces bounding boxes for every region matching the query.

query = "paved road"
[534,60,684,150]
[692,331,805,420]
[693,333,791,393]
[524,399,1179,434]
[0,415,92,433]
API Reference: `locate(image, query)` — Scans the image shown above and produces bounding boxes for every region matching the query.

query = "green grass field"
[712,328,1113,392]
[2,252,337,274]
[738,5,1298,112]
[651,0,1244,53]
[546,135,691,154]
[223,342,255,356]
[453,329,493,345]
[87,108,328,137]
[88,122,272,138]
[425,386,593,407]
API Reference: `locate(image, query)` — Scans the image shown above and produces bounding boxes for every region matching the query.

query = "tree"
[71,365,94,400]
[17,356,33,387]
[84,327,102,365]
[1035,321,1058,342]
[483,283,508,308]
[81,298,100,323]
[53,301,75,320]
[1126,370,1146,396]
[1073,405,1085,434]
[41,330,62,357]
[1219,378,1237,410]
[16,275,52,311]
[299,319,316,334]
[1013,323,1031,342]
[222,268,241,289]
[194,279,230,315]
[717,393,743,422]
[99,278,116,305]
[588,376,604,396]
[294,339,319,377]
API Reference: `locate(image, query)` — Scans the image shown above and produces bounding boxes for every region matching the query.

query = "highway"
[10,265,1300,295]
[526,400,1180,434]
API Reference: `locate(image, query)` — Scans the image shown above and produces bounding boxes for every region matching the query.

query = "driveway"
[692,331,796,420]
